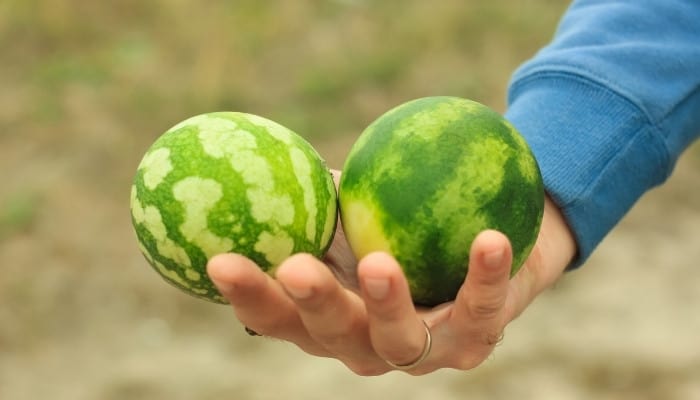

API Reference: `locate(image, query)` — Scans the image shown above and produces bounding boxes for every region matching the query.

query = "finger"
[450,230,512,360]
[207,254,326,355]
[275,253,379,372]
[358,252,428,371]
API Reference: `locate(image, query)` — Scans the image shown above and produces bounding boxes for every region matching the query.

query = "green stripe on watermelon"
[339,97,543,306]
[131,112,337,303]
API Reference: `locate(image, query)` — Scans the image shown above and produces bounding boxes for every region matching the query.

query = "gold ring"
[383,320,432,371]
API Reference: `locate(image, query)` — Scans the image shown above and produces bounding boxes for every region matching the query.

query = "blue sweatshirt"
[505,0,700,268]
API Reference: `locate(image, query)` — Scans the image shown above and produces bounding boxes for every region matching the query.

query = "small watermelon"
[338,96,543,306]
[130,112,337,303]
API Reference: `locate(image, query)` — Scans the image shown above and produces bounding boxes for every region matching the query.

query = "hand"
[207,173,576,375]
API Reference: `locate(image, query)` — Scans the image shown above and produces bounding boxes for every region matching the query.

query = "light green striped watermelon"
[339,96,543,306]
[130,112,337,303]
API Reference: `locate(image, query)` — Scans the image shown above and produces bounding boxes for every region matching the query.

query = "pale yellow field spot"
[340,198,392,259]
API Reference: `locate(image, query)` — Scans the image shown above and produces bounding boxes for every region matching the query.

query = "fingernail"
[363,277,390,301]
[284,283,313,300]
[483,248,505,268]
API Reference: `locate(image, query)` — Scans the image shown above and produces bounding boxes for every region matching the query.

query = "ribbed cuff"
[505,71,670,268]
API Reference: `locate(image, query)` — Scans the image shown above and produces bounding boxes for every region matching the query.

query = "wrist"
[528,195,577,290]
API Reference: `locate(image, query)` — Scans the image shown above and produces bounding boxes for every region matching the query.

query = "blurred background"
[1,1,699,399]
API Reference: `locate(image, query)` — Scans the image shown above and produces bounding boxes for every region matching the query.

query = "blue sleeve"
[504,0,700,268]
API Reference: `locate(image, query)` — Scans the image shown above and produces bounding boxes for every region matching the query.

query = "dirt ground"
[1,2,699,399]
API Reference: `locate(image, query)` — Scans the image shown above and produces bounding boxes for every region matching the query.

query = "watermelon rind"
[339,97,544,306]
[130,112,337,303]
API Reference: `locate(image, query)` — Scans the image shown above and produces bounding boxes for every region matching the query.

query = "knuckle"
[472,269,507,287]
[457,286,507,322]
[467,299,503,320]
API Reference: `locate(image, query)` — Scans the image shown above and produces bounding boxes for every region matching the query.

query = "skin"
[206,170,576,375]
